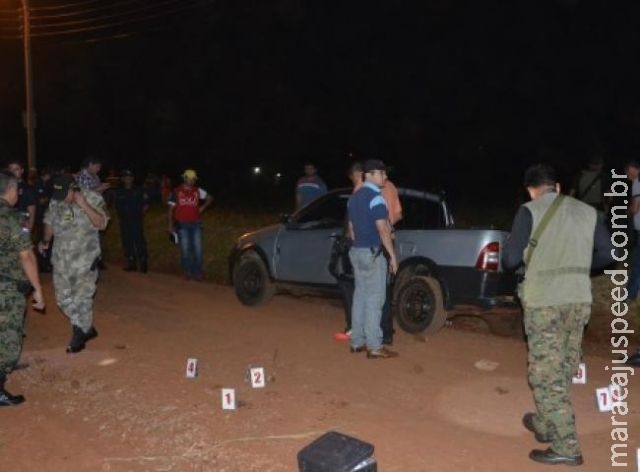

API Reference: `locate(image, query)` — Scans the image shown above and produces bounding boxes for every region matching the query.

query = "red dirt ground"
[1,270,639,471]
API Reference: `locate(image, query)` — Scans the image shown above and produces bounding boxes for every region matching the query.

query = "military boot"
[123,258,137,272]
[66,326,87,354]
[0,376,25,407]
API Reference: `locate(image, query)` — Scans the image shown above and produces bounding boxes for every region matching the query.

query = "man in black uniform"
[114,170,149,272]
[6,159,36,234]
[34,168,53,272]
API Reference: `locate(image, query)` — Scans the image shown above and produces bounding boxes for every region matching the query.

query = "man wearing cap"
[502,164,614,465]
[347,159,398,359]
[168,169,213,281]
[115,170,149,273]
[40,174,108,353]
[0,171,45,406]
[295,162,328,211]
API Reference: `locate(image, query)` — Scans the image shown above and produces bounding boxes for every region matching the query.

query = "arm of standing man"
[74,192,108,230]
[199,194,214,214]
[19,248,45,310]
[376,219,398,274]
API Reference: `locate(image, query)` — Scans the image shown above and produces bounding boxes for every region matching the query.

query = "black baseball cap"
[51,174,80,201]
[363,159,386,173]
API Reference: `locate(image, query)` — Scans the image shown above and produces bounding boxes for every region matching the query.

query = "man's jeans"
[628,230,640,300]
[349,247,387,351]
[177,221,203,277]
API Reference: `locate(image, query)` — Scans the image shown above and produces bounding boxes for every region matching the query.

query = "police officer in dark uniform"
[114,170,149,272]
[6,160,36,234]
[34,168,53,272]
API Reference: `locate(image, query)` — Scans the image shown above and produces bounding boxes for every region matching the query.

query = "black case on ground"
[297,431,377,472]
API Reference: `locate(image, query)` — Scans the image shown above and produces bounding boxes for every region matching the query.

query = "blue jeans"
[349,247,387,351]
[177,221,203,277]
[628,231,640,300]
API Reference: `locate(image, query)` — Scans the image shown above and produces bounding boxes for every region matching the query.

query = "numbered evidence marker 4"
[185,358,198,378]
[221,388,237,410]
[571,362,586,384]
[250,367,266,388]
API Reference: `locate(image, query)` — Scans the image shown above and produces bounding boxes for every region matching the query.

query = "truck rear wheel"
[233,253,275,306]
[394,275,447,334]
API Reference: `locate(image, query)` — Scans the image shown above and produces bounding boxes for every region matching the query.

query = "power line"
[30,1,215,37]
[30,0,191,29]
[0,0,216,42]
[30,0,104,11]
[30,0,156,20]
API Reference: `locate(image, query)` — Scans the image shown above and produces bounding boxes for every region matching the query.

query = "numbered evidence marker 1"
[596,386,613,412]
[221,388,237,410]
[185,358,198,378]
[572,362,586,384]
[250,367,266,388]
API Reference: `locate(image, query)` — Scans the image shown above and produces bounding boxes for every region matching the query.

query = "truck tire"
[394,275,447,334]
[233,252,276,306]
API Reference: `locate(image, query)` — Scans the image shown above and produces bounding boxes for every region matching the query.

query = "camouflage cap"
[51,174,79,201]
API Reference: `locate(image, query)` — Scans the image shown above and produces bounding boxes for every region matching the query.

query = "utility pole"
[20,0,36,171]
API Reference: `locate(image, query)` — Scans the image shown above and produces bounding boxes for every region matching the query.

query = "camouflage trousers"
[0,284,26,378]
[524,302,591,456]
[53,265,99,333]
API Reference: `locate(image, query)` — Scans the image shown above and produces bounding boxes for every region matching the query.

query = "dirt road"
[1,271,638,471]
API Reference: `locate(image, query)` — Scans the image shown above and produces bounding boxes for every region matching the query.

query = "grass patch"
[103,204,279,283]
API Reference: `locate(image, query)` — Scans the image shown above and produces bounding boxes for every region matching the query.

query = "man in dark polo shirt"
[347,159,398,359]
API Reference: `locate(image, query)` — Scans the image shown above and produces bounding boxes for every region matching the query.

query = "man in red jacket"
[167,169,213,280]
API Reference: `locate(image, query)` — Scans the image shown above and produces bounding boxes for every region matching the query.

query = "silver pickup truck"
[229,187,519,335]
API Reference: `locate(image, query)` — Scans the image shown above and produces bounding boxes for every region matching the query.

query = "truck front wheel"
[233,253,276,306]
[394,275,447,334]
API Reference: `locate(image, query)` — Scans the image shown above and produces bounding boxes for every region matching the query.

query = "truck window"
[295,193,349,227]
[395,196,444,230]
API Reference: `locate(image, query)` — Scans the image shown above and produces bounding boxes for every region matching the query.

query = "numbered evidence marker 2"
[572,362,586,384]
[221,388,237,410]
[185,358,198,378]
[250,367,266,388]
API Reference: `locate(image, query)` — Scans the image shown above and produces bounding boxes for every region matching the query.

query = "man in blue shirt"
[295,162,327,210]
[347,159,398,359]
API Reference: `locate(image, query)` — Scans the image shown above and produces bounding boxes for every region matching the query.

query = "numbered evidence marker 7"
[571,362,586,384]
[185,358,198,378]
[250,367,266,388]
[221,388,237,410]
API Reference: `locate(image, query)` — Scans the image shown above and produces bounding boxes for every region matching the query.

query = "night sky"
[1,0,639,206]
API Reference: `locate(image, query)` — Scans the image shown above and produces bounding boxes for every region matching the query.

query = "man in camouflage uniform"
[40,174,108,353]
[503,164,614,466]
[0,171,45,406]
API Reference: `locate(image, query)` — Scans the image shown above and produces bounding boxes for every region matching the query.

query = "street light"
[19,0,36,171]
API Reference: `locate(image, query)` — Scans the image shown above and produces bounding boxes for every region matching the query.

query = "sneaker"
[367,347,398,359]
[350,345,366,353]
[334,330,351,342]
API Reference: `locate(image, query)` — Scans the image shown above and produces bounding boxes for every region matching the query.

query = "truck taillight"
[476,242,500,272]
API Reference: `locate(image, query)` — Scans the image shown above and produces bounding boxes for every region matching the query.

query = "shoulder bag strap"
[523,194,565,268]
